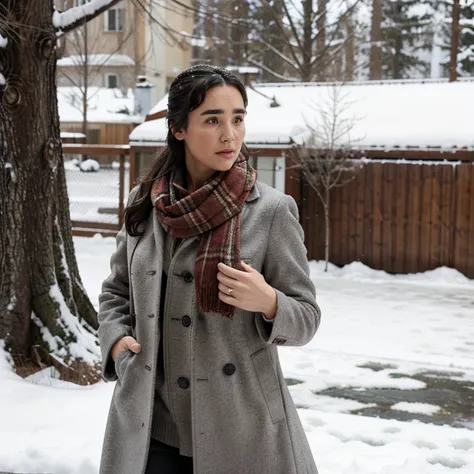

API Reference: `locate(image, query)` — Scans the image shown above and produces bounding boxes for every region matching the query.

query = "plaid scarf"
[151,155,257,318]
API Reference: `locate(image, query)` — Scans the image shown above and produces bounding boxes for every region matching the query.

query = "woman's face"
[173,84,246,177]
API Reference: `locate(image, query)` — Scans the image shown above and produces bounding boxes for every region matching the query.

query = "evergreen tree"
[457,1,474,75]
[379,0,434,79]
[431,0,474,78]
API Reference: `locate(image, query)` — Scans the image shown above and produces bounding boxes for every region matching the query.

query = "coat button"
[182,315,192,327]
[178,377,190,389]
[223,363,236,376]
[183,271,194,283]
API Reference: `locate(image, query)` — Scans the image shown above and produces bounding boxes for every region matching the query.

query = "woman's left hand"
[217,261,277,319]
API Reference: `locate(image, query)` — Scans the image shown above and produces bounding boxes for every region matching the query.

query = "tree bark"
[450,0,460,82]
[344,13,355,81]
[370,0,382,80]
[324,186,330,272]
[0,1,98,372]
[315,0,326,81]
[82,20,88,144]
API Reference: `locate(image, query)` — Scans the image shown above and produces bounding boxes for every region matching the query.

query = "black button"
[183,272,194,283]
[182,315,192,327]
[223,363,236,376]
[178,377,190,389]
[148,313,155,318]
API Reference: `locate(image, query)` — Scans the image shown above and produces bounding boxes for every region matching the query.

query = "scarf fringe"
[197,287,234,319]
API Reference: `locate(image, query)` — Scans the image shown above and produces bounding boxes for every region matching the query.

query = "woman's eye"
[234,116,244,123]
[206,117,218,124]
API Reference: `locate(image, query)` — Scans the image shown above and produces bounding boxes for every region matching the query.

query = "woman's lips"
[217,150,235,158]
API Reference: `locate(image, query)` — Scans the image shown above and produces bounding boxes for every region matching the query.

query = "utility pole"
[450,0,460,82]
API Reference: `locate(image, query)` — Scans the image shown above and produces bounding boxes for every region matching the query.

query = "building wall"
[57,0,146,87]
[145,0,194,104]
[57,65,137,89]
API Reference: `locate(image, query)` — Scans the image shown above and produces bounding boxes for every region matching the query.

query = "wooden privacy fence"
[301,158,474,279]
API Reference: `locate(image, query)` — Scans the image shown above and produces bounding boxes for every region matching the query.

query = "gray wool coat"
[97,180,321,474]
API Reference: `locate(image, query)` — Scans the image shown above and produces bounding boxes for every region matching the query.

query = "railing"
[62,144,130,238]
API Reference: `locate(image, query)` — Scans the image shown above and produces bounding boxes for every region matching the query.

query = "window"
[105,8,124,32]
[105,73,118,89]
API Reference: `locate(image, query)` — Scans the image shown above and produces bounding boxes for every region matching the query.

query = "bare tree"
[178,0,363,82]
[293,85,362,271]
[247,0,364,82]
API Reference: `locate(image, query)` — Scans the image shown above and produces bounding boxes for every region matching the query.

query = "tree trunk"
[344,13,355,81]
[0,1,99,374]
[315,0,326,81]
[450,0,460,82]
[370,0,382,80]
[82,19,88,144]
[324,186,330,272]
[302,0,314,81]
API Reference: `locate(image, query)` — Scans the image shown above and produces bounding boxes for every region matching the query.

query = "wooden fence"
[301,159,474,279]
[63,144,129,238]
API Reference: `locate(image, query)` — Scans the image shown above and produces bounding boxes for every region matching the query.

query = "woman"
[98,64,321,474]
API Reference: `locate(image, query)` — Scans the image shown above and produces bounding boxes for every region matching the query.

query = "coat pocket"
[251,348,285,423]
[115,349,133,382]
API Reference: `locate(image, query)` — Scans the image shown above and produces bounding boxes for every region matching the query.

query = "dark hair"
[125,64,249,236]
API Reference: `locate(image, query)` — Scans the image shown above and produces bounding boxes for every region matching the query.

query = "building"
[142,0,194,104]
[56,0,193,100]
[129,78,474,278]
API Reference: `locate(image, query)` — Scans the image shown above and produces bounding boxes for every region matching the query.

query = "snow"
[58,87,144,124]
[79,159,100,172]
[226,66,260,74]
[392,402,441,416]
[61,132,86,139]
[1,237,474,473]
[134,79,474,149]
[53,0,119,30]
[0,34,7,48]
[0,74,5,86]
[57,54,135,68]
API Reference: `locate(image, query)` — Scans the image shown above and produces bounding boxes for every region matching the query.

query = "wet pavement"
[286,363,474,429]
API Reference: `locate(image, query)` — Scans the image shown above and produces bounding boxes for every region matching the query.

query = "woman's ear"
[171,127,185,141]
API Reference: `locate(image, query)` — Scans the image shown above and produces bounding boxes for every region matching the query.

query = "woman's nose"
[220,123,235,142]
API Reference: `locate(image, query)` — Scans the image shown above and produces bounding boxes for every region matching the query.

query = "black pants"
[145,439,193,474]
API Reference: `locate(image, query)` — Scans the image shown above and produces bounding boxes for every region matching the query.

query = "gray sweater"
[150,233,193,457]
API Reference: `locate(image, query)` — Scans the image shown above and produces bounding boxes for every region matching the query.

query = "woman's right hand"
[112,336,142,361]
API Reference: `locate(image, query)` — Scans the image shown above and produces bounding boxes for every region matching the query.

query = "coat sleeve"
[254,193,321,347]
[98,189,139,382]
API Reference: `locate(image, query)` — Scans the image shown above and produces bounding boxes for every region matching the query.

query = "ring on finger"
[228,287,233,296]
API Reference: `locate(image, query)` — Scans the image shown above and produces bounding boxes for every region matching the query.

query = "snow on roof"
[57,54,135,67]
[226,66,260,75]
[131,88,303,146]
[58,87,144,124]
[131,79,474,149]
[60,132,86,138]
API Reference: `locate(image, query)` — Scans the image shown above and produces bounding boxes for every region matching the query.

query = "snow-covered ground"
[1,236,473,473]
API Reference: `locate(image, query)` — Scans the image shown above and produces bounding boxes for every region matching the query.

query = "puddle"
[317,370,474,429]
[285,378,304,386]
[357,362,399,372]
